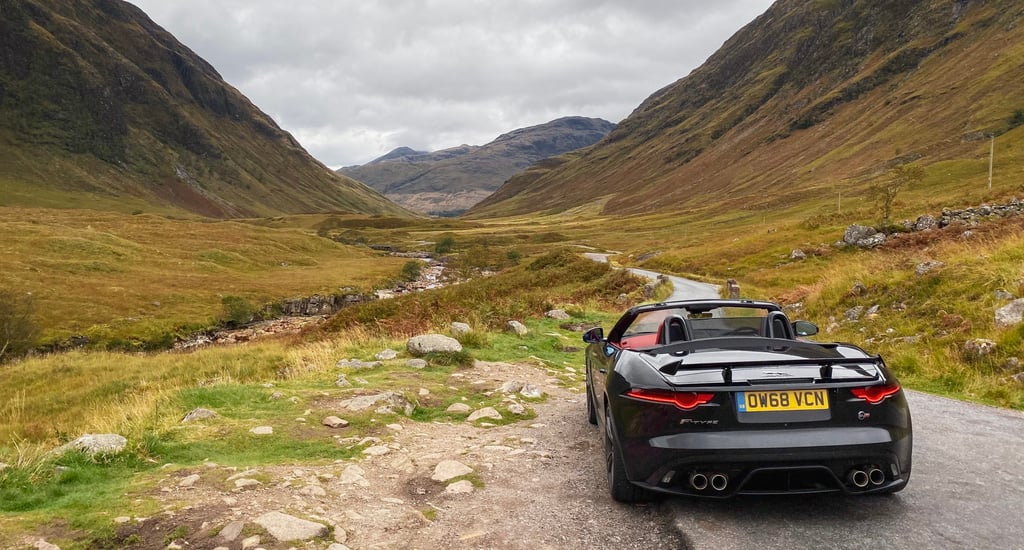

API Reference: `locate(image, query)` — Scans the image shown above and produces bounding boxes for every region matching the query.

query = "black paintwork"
[585,300,913,501]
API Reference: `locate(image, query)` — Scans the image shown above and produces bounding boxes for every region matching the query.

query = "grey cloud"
[130,0,772,166]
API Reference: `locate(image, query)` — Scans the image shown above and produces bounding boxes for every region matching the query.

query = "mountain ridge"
[0,0,406,218]
[339,116,615,216]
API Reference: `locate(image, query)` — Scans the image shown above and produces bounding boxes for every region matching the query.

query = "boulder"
[181,408,217,423]
[450,322,472,336]
[322,416,349,428]
[374,349,398,361]
[790,249,807,260]
[544,309,571,320]
[407,334,463,356]
[507,320,528,336]
[843,225,886,248]
[467,407,503,422]
[964,339,997,358]
[914,215,938,231]
[254,511,328,542]
[915,260,944,277]
[335,358,382,369]
[406,358,428,369]
[844,306,865,321]
[520,384,544,399]
[61,434,127,455]
[445,403,472,414]
[339,391,415,416]
[431,460,473,482]
[250,426,273,435]
[995,299,1024,328]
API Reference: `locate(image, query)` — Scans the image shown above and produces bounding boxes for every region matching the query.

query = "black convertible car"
[584,299,912,502]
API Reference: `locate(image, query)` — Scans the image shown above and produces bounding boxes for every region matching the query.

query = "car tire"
[605,404,652,503]
[585,374,598,425]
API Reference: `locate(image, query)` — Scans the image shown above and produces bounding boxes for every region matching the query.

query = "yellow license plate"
[736,390,829,412]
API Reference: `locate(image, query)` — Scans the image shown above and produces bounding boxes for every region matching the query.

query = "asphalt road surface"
[581,252,1024,549]
[582,253,720,301]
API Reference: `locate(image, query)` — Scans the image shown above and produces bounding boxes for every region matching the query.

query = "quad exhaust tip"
[847,465,887,489]
[848,469,869,488]
[689,472,728,492]
[868,468,885,486]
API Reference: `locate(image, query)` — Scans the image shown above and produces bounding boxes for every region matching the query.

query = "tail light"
[850,384,900,404]
[625,389,715,410]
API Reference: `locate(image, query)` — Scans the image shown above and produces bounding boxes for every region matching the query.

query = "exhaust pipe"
[710,473,728,491]
[847,469,869,488]
[868,467,885,486]
[689,472,709,491]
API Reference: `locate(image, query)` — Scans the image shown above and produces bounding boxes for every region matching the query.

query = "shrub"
[400,261,423,282]
[434,235,455,255]
[220,295,256,327]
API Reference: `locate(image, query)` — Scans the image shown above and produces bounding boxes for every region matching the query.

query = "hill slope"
[470,0,1024,218]
[340,116,614,215]
[0,0,405,218]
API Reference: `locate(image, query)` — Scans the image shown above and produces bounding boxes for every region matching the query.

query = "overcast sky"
[129,1,774,168]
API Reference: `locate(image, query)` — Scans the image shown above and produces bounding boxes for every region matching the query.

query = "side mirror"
[792,320,819,337]
[582,327,604,344]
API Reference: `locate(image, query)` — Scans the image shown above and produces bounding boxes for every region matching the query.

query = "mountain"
[339,116,615,216]
[0,0,406,218]
[469,0,1024,218]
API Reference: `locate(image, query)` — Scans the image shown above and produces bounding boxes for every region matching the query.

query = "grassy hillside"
[0,207,406,349]
[470,0,1024,218]
[0,0,406,218]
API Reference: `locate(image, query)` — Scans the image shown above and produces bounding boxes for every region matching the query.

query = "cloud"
[129,0,773,167]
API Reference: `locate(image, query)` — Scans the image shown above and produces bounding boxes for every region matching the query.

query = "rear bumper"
[622,426,912,497]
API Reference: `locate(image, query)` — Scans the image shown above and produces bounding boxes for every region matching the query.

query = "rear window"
[619,306,771,341]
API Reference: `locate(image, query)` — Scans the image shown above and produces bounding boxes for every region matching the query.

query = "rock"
[300,484,327,497]
[964,339,997,357]
[499,380,525,394]
[450,322,472,336]
[363,445,390,456]
[178,474,200,487]
[994,289,1015,300]
[339,391,414,416]
[333,525,349,543]
[507,320,528,336]
[32,540,60,550]
[327,544,352,550]
[467,407,502,422]
[1001,357,1021,372]
[322,416,349,429]
[335,358,382,369]
[446,403,472,414]
[335,374,352,387]
[432,460,473,482]
[615,293,630,304]
[339,465,369,486]
[406,359,428,369]
[374,349,398,361]
[1012,373,1024,384]
[234,478,261,489]
[407,334,463,355]
[218,520,245,542]
[240,535,260,549]
[508,403,527,415]
[544,309,571,320]
[0,462,7,471]
[250,426,273,435]
[254,511,328,542]
[844,306,865,321]
[520,384,544,398]
[643,283,656,298]
[915,260,944,276]
[181,408,217,423]
[790,249,806,260]
[445,480,475,494]
[843,225,885,248]
[851,281,867,296]
[61,434,127,455]
[269,391,285,400]
[995,299,1024,327]
[914,215,937,231]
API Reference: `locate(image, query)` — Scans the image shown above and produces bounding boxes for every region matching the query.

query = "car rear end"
[608,344,913,498]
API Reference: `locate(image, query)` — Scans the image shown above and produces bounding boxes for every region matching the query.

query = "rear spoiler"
[648,337,884,379]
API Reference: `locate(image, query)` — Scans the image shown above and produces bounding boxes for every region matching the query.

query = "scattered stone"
[446,403,472,414]
[113,516,131,524]
[407,334,463,355]
[322,416,349,429]
[545,309,571,320]
[33,540,60,550]
[250,426,273,435]
[363,445,390,456]
[520,384,544,399]
[914,215,937,231]
[218,520,245,542]
[844,306,865,321]
[328,544,352,550]
[643,283,656,298]
[300,485,327,497]
[1012,373,1024,384]
[994,289,1015,300]
[339,392,414,416]
[467,407,502,422]
[1002,357,1021,372]
[507,320,529,336]
[234,478,261,489]
[915,260,944,277]
[335,374,352,387]
[790,249,806,260]
[60,434,127,456]
[406,359,428,369]
[995,299,1024,328]
[445,480,475,494]
[339,465,369,486]
[866,304,880,316]
[418,388,430,396]
[508,403,527,415]
[843,225,885,248]
[374,349,398,361]
[178,474,200,488]
[240,535,261,549]
[450,322,472,337]
[432,460,473,482]
[181,408,217,423]
[336,358,382,369]
[499,381,525,394]
[851,281,867,296]
[254,511,328,542]
[615,293,629,304]
[333,525,349,544]
[964,339,997,358]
